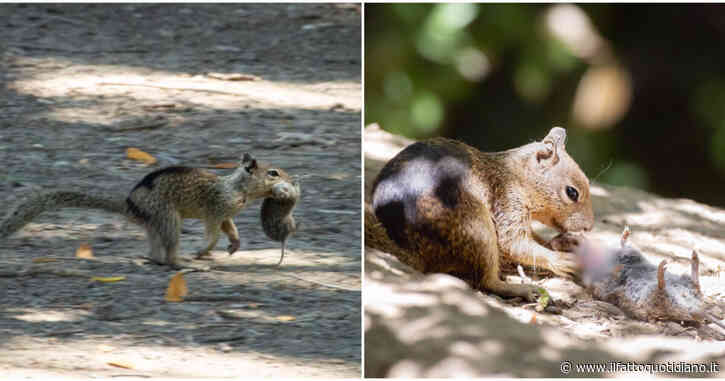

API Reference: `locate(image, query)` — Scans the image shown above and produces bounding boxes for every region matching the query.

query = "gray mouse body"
[556,227,723,328]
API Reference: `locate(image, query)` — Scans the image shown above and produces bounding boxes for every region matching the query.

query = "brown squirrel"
[366,127,594,301]
[1,153,294,268]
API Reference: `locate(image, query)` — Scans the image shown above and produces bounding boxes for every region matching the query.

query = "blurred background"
[365,4,725,208]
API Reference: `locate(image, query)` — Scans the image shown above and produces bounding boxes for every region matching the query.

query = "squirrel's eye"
[566,186,579,202]
[267,169,279,177]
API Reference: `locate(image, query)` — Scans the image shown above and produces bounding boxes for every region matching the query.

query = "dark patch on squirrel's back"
[433,174,462,210]
[373,200,410,248]
[372,139,470,249]
[132,166,196,192]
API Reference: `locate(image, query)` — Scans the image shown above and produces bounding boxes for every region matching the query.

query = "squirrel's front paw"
[521,284,540,303]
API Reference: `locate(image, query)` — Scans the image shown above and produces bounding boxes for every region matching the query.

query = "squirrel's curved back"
[1,190,127,238]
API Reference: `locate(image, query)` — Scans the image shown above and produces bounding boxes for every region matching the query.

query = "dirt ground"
[0,4,361,378]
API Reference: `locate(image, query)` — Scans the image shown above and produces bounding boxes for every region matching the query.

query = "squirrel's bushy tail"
[1,191,127,238]
[365,203,418,265]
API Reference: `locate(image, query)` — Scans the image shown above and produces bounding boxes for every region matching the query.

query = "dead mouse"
[554,227,725,329]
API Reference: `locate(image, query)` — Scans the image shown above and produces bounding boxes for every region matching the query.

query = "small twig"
[98,82,247,97]
[593,159,613,182]
[141,104,178,111]
[45,329,85,337]
[281,273,359,291]
[29,256,90,262]
[620,225,631,247]
[0,266,144,281]
[517,264,533,283]
[206,152,343,164]
[205,72,260,82]
[198,322,244,328]
[46,15,86,27]
[110,374,151,378]
[0,267,91,278]
[113,121,169,132]
[183,295,255,303]
[6,43,148,54]
[194,334,248,344]
[316,209,357,215]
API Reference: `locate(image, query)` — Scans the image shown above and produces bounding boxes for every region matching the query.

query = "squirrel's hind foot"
[194,252,214,261]
[227,238,240,255]
[507,284,540,303]
[483,278,539,302]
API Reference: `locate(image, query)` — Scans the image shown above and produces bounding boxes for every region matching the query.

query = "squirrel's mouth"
[551,219,566,233]
[551,219,591,234]
[548,218,567,233]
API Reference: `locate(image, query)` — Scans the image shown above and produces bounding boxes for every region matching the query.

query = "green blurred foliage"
[365,4,725,207]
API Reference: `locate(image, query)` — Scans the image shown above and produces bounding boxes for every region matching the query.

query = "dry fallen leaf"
[213,162,238,169]
[165,272,188,302]
[107,361,134,369]
[326,172,348,181]
[275,315,296,322]
[32,258,58,263]
[126,147,157,165]
[76,243,95,259]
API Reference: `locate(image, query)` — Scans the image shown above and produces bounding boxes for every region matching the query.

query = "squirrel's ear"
[241,153,258,173]
[536,141,557,166]
[544,127,567,148]
[536,127,566,166]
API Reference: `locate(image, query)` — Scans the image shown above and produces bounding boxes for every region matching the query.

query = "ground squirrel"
[366,127,594,301]
[1,153,295,268]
